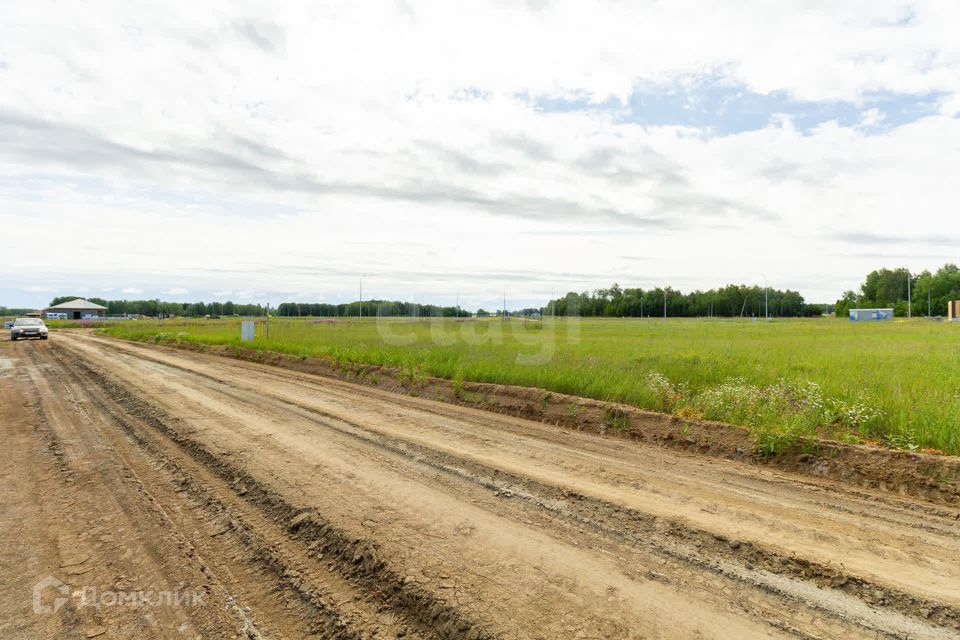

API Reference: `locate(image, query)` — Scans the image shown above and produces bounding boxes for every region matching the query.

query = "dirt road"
[1,332,958,639]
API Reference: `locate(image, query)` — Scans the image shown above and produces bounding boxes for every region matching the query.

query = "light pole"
[359,274,366,320]
[761,274,769,320]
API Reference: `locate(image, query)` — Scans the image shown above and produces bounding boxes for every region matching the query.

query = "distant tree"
[834,291,858,318]
[800,303,826,317]
[860,267,912,307]
[49,295,80,306]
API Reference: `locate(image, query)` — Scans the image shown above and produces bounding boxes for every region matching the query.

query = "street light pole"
[359,275,366,320]
[763,274,769,320]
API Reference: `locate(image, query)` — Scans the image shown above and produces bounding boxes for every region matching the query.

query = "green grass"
[98,317,960,455]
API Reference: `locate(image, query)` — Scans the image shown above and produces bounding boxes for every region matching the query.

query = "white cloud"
[858,108,886,128]
[0,1,958,307]
[939,92,960,116]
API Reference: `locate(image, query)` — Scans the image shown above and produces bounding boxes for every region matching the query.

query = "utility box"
[949,300,960,321]
[241,320,255,341]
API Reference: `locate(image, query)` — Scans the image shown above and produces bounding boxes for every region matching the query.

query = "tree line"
[543,284,825,318]
[834,263,960,317]
[0,306,34,316]
[48,296,269,318]
[275,301,471,318]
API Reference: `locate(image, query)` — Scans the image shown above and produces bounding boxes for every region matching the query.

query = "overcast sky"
[1,1,958,310]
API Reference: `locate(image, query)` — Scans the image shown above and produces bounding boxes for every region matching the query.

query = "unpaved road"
[1,332,959,639]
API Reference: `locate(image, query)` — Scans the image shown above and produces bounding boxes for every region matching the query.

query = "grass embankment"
[99,317,960,455]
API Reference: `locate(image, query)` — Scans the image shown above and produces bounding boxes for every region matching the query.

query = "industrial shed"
[949,300,960,321]
[849,308,894,321]
[44,298,108,320]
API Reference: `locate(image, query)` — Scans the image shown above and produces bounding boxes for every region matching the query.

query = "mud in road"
[1,332,958,639]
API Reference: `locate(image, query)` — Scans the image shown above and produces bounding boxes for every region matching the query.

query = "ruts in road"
[0,332,958,639]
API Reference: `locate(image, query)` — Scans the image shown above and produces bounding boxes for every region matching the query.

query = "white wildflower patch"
[669,374,887,448]
[644,372,688,412]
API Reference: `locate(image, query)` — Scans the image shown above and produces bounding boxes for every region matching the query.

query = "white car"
[10,318,49,341]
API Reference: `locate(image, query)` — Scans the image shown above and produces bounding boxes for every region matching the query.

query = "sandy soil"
[1,332,958,639]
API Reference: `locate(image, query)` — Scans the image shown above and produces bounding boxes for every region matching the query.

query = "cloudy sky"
[1,1,958,310]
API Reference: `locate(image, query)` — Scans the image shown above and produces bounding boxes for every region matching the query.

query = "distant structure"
[43,298,107,320]
[849,308,894,322]
[949,300,960,322]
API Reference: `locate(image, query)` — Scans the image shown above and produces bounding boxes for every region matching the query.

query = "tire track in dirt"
[6,344,239,638]
[65,336,960,603]
[50,332,960,639]
[81,337,960,631]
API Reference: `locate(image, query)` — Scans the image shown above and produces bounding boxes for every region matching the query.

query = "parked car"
[10,318,48,341]
[3,321,13,330]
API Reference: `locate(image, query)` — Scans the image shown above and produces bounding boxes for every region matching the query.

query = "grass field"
[98,317,960,455]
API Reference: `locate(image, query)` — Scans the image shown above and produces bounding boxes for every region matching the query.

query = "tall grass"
[99,317,960,454]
